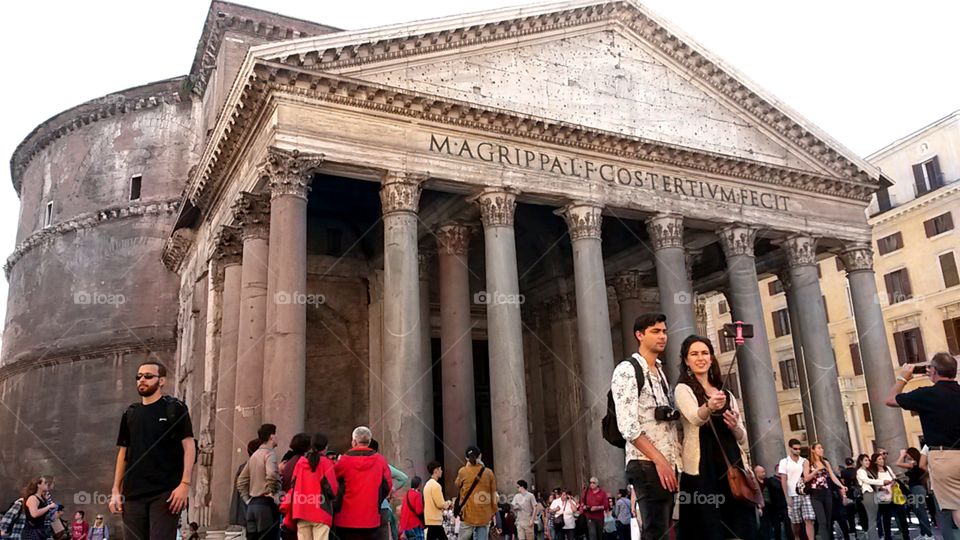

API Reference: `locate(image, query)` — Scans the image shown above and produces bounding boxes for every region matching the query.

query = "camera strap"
[640,363,670,407]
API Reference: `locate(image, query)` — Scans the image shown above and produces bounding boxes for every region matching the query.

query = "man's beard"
[137,384,159,397]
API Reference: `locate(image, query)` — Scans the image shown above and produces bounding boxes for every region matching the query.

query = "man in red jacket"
[334,426,393,540]
[581,477,610,540]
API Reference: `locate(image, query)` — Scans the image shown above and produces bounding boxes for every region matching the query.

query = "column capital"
[556,202,603,241]
[838,243,874,274]
[212,225,243,266]
[612,270,659,303]
[380,171,425,215]
[781,234,819,268]
[232,192,271,240]
[646,213,684,250]
[436,222,472,255]
[470,188,518,228]
[717,224,759,258]
[261,148,324,201]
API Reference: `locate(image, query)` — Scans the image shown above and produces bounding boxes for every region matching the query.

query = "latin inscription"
[429,134,790,211]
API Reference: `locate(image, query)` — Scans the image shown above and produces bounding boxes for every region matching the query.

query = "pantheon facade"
[2,0,908,531]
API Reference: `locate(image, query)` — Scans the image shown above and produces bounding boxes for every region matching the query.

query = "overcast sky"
[0,0,956,335]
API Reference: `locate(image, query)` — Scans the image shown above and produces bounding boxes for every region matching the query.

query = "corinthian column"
[776,270,817,444]
[436,223,477,493]
[417,249,436,464]
[717,224,786,471]
[783,235,851,465]
[646,214,696,382]
[209,226,242,529]
[838,244,908,452]
[232,192,270,452]
[380,172,428,478]
[612,271,659,360]
[261,148,323,439]
[471,188,532,486]
[557,202,624,491]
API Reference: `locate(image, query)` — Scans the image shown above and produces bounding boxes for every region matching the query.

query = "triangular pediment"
[251,0,881,183]
[351,28,821,172]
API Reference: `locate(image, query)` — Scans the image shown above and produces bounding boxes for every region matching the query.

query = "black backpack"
[601,356,646,448]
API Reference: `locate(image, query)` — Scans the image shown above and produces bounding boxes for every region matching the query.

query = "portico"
[161,0,905,529]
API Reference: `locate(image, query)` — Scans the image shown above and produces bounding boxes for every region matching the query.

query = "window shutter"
[877,188,892,212]
[901,268,913,298]
[915,329,926,363]
[913,163,928,195]
[942,211,954,231]
[941,253,960,288]
[894,232,903,250]
[779,361,788,390]
[862,403,872,423]
[924,218,937,237]
[773,312,782,337]
[943,319,960,356]
[930,156,944,189]
[877,237,889,255]
[893,331,907,365]
[850,343,863,376]
[884,273,894,303]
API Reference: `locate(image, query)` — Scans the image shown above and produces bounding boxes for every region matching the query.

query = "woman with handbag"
[869,453,909,540]
[801,443,846,540]
[894,448,934,540]
[674,335,757,540]
[549,491,577,540]
[857,453,887,540]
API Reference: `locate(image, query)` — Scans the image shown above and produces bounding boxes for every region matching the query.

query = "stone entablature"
[9,78,187,194]
[4,199,180,277]
[0,338,177,380]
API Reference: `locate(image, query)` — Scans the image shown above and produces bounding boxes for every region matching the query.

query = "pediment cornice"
[182,62,877,215]
[256,0,879,185]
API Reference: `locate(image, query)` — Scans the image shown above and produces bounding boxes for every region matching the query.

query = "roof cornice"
[187,1,340,100]
[9,77,187,195]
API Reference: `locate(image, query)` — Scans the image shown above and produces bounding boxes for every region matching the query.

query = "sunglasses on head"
[135,373,159,381]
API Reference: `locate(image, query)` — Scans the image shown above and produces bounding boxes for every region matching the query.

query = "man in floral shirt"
[611,312,681,540]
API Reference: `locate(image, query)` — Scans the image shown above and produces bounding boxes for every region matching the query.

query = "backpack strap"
[625,356,645,393]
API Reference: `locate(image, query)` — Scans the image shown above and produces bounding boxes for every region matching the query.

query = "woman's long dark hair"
[676,335,724,405]
[306,433,329,472]
[868,453,882,477]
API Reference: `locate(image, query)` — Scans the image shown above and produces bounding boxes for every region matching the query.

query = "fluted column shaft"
[839,244,908,452]
[232,193,270,452]
[718,225,786,471]
[210,227,242,528]
[647,214,696,383]
[559,203,624,489]
[784,236,851,465]
[380,172,428,478]
[437,223,477,493]
[262,149,323,438]
[472,188,532,486]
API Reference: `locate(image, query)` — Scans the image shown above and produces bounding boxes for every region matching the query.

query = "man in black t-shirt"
[886,352,960,532]
[109,360,195,540]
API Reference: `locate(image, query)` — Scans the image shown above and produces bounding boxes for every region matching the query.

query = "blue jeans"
[404,528,425,540]
[459,524,489,540]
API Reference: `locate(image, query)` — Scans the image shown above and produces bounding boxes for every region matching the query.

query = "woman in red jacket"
[286,434,339,540]
[399,477,425,540]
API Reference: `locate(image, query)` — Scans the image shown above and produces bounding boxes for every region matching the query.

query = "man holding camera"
[611,312,681,540]
[885,352,960,539]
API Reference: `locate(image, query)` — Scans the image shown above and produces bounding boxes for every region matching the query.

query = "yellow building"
[706,110,960,455]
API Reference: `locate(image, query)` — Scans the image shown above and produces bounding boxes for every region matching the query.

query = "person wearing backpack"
[455,446,498,540]
[608,313,681,540]
[108,360,195,540]
[284,433,338,540]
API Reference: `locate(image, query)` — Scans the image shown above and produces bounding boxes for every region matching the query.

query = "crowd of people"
[2,315,958,540]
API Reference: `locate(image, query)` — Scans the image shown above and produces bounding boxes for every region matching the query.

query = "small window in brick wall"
[130,175,142,201]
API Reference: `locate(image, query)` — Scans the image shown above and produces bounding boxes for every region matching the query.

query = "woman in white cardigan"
[674,335,756,540]
[856,453,889,540]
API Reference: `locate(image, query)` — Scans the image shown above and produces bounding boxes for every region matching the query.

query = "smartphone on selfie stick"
[718,321,755,413]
